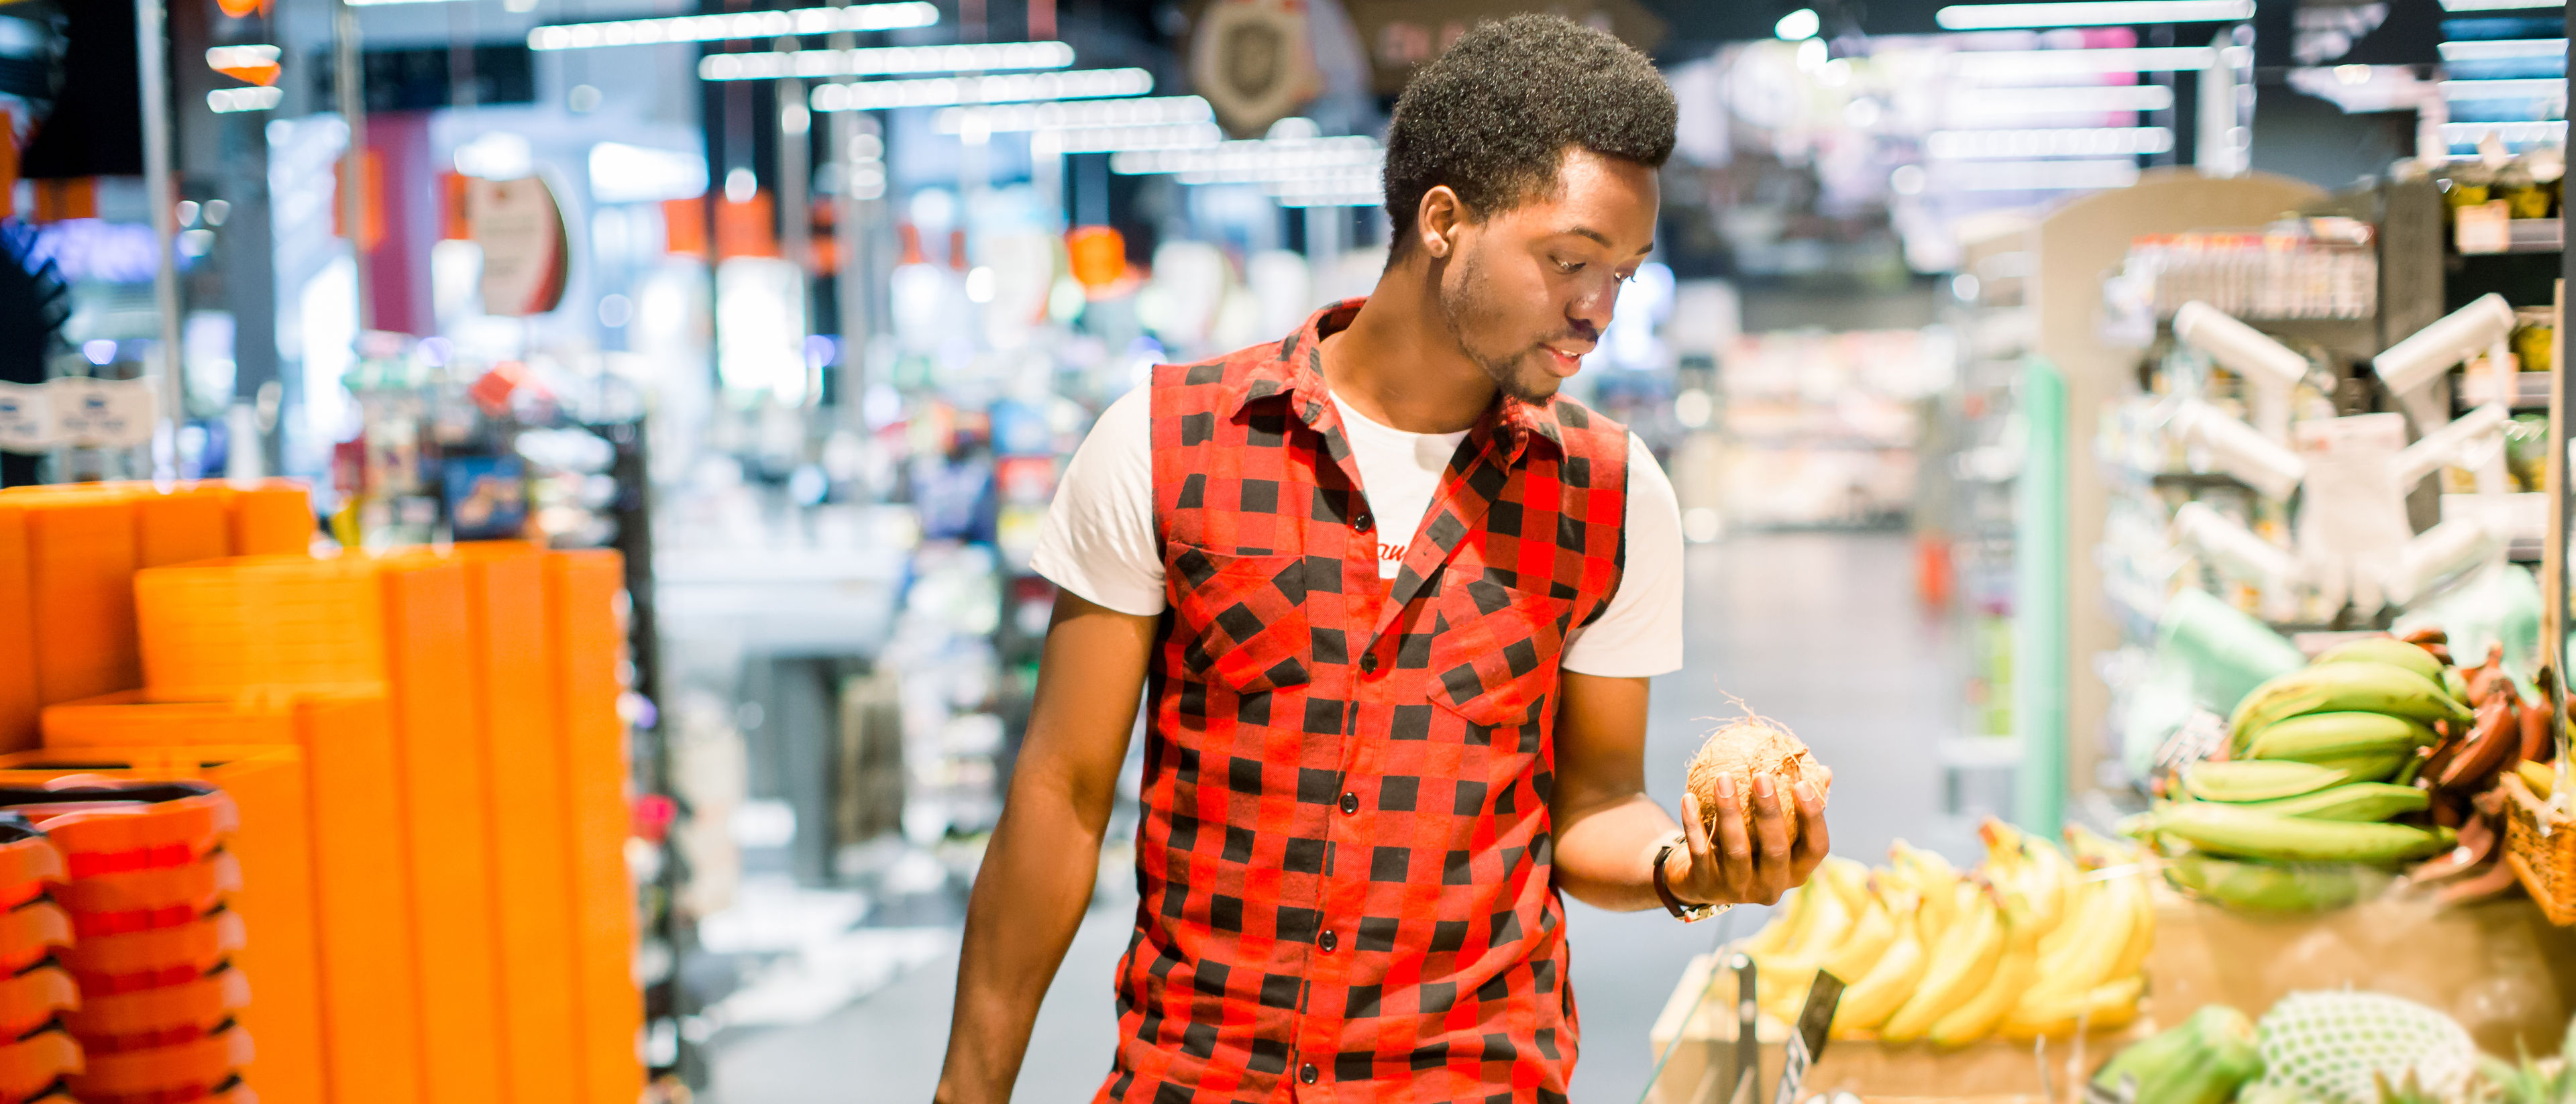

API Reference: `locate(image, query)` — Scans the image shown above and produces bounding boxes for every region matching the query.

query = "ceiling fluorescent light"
[1947,84,2177,115]
[1926,125,2175,158]
[1933,158,2144,190]
[1115,136,1382,183]
[529,1,937,50]
[700,41,1073,80]
[1935,0,2251,29]
[809,68,1152,111]
[2437,38,2568,60]
[1029,123,1224,155]
[1271,176,1383,207]
[2439,0,2562,10]
[2438,77,2567,99]
[2439,120,2569,144]
[1949,45,2219,77]
[934,96,1212,133]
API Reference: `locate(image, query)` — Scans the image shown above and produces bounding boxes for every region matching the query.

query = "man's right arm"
[934,590,1157,1103]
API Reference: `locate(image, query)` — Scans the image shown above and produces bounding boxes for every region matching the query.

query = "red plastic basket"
[67,969,251,1056]
[0,820,63,912]
[68,1025,252,1103]
[0,899,72,974]
[55,852,239,938]
[60,912,244,995]
[0,967,77,1038]
[0,1028,82,1103]
[0,783,235,878]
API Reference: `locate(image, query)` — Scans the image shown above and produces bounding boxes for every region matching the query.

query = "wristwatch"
[1653,833,1729,923]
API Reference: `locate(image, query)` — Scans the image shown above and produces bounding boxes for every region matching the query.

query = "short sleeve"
[1028,387,1168,616]
[1560,433,1684,677]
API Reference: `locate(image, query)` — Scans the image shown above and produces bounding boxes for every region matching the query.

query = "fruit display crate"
[1646,950,2153,1103]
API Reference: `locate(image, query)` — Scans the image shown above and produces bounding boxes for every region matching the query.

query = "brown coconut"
[1684,711,1832,844]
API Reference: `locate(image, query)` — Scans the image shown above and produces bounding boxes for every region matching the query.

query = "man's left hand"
[1666,772,1828,907]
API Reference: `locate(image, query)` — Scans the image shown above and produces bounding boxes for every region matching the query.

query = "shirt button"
[1339,792,1358,815]
[1319,929,1338,952]
[1360,653,1379,674]
[1301,1064,1320,1085]
[1352,512,1373,532]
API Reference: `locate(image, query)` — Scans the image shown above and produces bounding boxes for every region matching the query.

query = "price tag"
[0,382,52,453]
[2457,199,2513,255]
[51,377,158,448]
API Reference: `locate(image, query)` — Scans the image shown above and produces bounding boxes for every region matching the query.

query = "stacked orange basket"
[1,815,76,1103]
[1,783,252,1104]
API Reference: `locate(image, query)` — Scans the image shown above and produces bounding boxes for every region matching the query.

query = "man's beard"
[1436,247,1560,404]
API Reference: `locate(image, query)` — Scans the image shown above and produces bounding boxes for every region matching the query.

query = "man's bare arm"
[934,591,1157,1103]
[1548,672,1828,912]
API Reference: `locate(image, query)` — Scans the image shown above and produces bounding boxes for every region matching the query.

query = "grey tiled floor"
[707,531,1963,1101]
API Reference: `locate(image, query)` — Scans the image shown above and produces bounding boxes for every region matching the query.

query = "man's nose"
[1568,280,1616,335]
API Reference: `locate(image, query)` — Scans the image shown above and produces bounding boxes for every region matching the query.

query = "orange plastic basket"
[0,966,78,1038]
[546,549,645,1104]
[0,500,36,754]
[0,1028,81,1102]
[66,969,251,1054]
[0,899,72,973]
[55,851,239,937]
[130,490,230,571]
[131,557,386,699]
[59,911,244,994]
[0,784,235,878]
[2500,771,2576,926]
[0,818,64,910]
[67,1024,250,1101]
[370,551,504,1101]
[458,542,582,1104]
[0,747,339,1104]
[21,488,143,710]
[221,480,313,557]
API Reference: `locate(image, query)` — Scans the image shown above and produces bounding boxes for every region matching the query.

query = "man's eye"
[1554,258,1583,274]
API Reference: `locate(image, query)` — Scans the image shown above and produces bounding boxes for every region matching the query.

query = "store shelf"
[2456,217,2562,255]
[2458,370,2555,409]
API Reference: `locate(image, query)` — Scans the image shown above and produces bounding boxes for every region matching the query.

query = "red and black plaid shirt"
[1102,300,1630,1103]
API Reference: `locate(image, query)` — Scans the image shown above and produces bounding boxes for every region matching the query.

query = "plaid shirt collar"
[1222,298,1570,467]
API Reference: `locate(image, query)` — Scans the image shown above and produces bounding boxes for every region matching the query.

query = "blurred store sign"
[1338,0,1663,96]
[0,377,156,452]
[1189,0,1322,137]
[466,177,568,317]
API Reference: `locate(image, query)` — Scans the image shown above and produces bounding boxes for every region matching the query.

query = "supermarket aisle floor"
[707,531,1962,1101]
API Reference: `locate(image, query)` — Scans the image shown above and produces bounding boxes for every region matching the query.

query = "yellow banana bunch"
[1929,886,2044,1047]
[2001,868,2147,1038]
[1880,879,2006,1043]
[1822,877,1900,984]
[1978,818,2073,936]
[1829,891,1930,1038]
[1886,840,1962,940]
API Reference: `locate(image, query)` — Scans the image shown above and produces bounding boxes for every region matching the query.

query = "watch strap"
[1654,835,1723,922]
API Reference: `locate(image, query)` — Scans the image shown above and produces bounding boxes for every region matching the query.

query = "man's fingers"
[1680,789,1716,869]
[1710,773,1754,892]
[1751,773,1794,871]
[1788,781,1831,877]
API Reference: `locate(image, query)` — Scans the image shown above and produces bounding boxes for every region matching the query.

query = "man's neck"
[1318,257,1498,435]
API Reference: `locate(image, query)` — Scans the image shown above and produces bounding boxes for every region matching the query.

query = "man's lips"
[1540,345,1589,376]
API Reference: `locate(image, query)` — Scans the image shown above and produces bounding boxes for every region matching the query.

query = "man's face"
[1434,148,1660,402]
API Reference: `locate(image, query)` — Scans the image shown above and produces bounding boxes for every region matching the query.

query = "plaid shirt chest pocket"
[1426,575,1573,728]
[1168,545,1318,692]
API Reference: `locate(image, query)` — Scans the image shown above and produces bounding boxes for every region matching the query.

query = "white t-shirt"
[1029,386,1684,677]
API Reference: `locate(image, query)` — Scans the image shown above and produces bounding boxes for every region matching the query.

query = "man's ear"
[1416,185,1465,260]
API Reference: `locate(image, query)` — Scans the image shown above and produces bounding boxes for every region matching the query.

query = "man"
[938,15,1830,1101]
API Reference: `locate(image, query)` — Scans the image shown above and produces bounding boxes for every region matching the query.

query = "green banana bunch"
[2161,850,2373,913]
[2228,662,2471,753]
[2226,782,2428,822]
[2182,760,2351,803]
[2090,1005,2264,1104]
[2312,637,2445,682]
[2152,802,2455,865]
[2243,711,2434,764]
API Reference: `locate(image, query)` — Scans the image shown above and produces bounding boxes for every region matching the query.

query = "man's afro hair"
[1381,14,1676,255]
